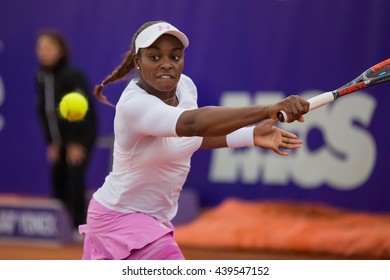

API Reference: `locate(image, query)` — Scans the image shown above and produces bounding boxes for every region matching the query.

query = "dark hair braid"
[94,20,164,106]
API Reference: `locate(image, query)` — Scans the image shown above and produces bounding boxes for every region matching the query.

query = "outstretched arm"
[176,95,308,137]
[199,119,302,156]
[200,136,227,149]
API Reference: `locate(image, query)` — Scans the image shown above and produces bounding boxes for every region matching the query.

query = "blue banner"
[0,0,390,212]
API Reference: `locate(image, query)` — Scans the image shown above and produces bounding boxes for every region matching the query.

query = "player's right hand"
[268,95,309,123]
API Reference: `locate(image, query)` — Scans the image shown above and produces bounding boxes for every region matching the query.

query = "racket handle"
[277,91,336,122]
[276,111,288,122]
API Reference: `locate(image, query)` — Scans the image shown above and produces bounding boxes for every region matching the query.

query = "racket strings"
[366,63,390,79]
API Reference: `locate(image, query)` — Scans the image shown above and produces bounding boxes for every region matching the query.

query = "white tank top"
[93,74,202,222]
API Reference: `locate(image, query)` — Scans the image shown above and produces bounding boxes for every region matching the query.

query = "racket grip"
[277,111,287,122]
[277,91,335,123]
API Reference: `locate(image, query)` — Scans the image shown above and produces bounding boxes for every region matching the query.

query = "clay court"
[2,199,389,261]
[0,242,365,260]
[1,196,390,260]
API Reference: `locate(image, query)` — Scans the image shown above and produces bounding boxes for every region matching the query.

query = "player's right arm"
[176,95,309,137]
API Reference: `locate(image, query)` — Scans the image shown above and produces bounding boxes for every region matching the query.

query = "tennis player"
[79,20,309,260]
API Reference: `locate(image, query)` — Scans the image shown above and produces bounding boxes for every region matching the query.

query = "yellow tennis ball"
[59,92,88,121]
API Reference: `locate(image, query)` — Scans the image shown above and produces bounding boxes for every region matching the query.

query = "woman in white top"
[79,20,309,260]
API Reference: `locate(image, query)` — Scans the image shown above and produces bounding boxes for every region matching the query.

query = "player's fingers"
[300,97,310,112]
[273,147,289,156]
[285,95,309,122]
[280,137,303,149]
[281,141,302,149]
[293,95,310,113]
[284,143,302,149]
[291,96,306,119]
[283,138,303,145]
[281,130,298,139]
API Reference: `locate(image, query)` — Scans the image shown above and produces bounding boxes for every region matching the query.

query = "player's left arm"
[200,120,303,156]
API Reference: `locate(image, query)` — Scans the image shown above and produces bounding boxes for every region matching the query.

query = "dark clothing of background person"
[35,57,97,228]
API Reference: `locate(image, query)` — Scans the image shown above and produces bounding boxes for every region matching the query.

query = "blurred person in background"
[35,29,97,235]
[79,20,309,260]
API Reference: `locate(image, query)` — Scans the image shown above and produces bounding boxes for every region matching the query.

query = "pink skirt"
[79,198,176,260]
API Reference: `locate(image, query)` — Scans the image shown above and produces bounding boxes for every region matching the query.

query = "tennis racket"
[277,58,390,122]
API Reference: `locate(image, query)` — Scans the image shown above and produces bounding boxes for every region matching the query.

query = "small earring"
[136,66,140,70]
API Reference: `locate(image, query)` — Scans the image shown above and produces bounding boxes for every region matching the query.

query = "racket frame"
[277,59,390,122]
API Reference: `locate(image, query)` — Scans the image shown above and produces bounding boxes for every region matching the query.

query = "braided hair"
[94,20,163,106]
